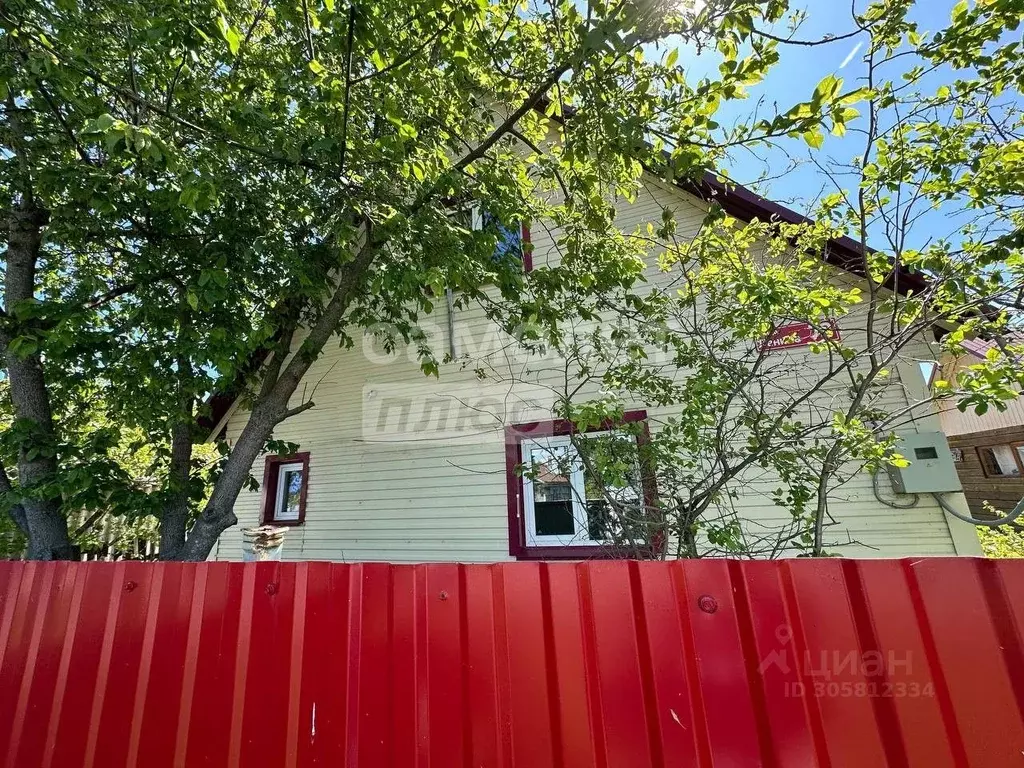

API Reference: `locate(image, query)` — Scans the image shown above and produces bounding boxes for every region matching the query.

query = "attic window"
[918,361,939,389]
[459,205,532,272]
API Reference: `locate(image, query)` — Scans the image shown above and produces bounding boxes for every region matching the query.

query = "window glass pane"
[529,445,576,536]
[981,446,1020,477]
[276,466,304,520]
[993,445,1021,476]
[1016,445,1024,470]
[979,448,1000,475]
[482,210,523,265]
[581,433,642,541]
[918,361,938,388]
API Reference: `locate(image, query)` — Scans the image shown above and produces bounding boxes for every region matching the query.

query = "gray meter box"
[886,431,962,494]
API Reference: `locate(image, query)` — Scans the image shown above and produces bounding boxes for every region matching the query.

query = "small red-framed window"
[260,452,310,526]
[504,411,661,561]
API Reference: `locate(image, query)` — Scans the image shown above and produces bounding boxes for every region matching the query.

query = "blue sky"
[648,0,980,249]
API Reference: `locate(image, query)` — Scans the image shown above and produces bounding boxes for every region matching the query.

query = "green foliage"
[2,0,842,556]
[978,524,1024,559]
[524,0,1024,557]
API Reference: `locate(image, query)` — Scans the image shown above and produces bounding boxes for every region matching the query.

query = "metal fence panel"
[0,558,1022,767]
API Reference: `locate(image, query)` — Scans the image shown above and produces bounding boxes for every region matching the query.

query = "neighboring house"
[939,337,1024,519]
[209,172,983,562]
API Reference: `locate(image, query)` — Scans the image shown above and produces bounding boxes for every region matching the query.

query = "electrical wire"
[932,492,1024,528]
[873,466,1024,526]
[871,468,920,509]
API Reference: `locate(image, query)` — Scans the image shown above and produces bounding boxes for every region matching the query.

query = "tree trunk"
[158,419,192,559]
[158,322,195,560]
[174,235,380,561]
[0,460,30,538]
[3,202,74,560]
[676,499,700,558]
[177,396,283,560]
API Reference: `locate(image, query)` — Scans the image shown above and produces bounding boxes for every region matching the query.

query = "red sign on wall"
[759,320,840,352]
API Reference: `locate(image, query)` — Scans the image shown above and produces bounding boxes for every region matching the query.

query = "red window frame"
[520,222,533,273]
[260,452,311,526]
[504,411,662,561]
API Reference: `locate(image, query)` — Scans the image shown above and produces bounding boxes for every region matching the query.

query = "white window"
[521,432,641,548]
[272,462,305,522]
[452,205,526,267]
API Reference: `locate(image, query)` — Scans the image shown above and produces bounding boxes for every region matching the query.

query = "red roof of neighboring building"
[960,333,1024,359]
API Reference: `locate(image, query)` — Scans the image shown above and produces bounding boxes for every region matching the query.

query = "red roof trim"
[679,172,930,295]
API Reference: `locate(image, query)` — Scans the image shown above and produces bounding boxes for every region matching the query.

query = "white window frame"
[272,462,305,522]
[521,431,642,548]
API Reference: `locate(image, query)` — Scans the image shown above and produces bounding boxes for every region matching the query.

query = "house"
[939,337,1024,520]
[208,171,983,562]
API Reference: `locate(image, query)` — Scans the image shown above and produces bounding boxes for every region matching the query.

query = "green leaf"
[216,16,241,55]
[813,74,842,103]
[83,113,116,134]
[802,130,824,149]
[665,48,679,68]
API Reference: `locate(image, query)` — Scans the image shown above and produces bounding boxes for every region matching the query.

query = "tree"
[510,0,1024,557]
[3,0,843,559]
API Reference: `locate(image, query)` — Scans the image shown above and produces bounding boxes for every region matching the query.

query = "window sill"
[262,519,305,528]
[514,544,655,561]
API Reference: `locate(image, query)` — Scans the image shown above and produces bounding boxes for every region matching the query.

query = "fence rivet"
[124,581,137,593]
[697,595,718,614]
[266,582,278,596]
[439,590,448,601]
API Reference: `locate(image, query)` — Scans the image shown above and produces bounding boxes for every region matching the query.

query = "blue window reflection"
[481,210,524,265]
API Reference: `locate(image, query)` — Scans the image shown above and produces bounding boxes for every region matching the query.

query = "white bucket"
[241,525,287,561]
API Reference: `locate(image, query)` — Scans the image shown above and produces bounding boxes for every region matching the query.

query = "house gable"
[212,174,972,562]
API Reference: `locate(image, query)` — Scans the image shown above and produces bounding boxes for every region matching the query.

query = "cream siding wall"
[215,175,973,562]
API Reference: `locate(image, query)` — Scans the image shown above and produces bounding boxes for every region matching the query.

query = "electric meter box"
[886,431,962,494]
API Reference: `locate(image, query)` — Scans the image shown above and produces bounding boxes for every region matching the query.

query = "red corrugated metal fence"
[1,558,1023,766]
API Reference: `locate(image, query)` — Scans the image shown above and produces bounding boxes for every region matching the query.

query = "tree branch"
[751,27,863,47]
[10,24,352,178]
[278,400,316,422]
[338,2,357,177]
[72,508,105,538]
[350,14,452,84]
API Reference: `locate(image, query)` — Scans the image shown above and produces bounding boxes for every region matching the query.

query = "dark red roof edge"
[678,171,931,295]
